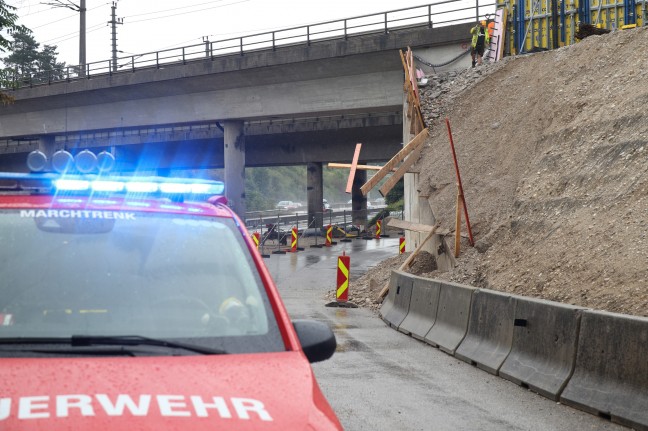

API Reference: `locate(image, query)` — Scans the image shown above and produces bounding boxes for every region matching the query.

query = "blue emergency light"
[27,149,115,174]
[0,150,226,198]
[0,172,225,197]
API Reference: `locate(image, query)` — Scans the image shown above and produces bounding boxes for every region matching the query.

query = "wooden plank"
[400,49,424,113]
[400,47,426,131]
[408,49,421,103]
[345,143,362,194]
[327,163,394,171]
[378,224,439,299]
[386,218,449,235]
[360,127,429,196]
[378,137,424,197]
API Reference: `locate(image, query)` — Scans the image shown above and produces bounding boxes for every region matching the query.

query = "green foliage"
[244,166,356,212]
[0,0,29,101]
[2,27,66,85]
[385,178,404,206]
[243,166,406,212]
[322,166,349,201]
[0,1,27,54]
[245,166,306,211]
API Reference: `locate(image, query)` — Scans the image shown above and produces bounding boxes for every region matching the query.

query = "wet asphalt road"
[263,236,627,431]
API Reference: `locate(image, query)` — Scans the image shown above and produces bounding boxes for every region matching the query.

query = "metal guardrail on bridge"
[3,0,495,90]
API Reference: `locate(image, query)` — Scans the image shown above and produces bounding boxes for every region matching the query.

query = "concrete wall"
[381,271,648,430]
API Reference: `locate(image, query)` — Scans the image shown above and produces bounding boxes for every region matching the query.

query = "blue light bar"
[159,183,191,194]
[91,181,125,192]
[191,183,224,195]
[0,172,225,198]
[55,179,90,191]
[125,181,159,193]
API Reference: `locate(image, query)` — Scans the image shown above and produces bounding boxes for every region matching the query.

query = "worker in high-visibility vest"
[470,20,490,67]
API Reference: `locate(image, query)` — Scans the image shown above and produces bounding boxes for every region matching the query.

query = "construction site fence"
[499,0,647,55]
[244,207,399,254]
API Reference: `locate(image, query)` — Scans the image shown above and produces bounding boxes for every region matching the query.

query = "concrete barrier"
[498,297,583,401]
[379,270,413,329]
[397,276,441,340]
[560,310,648,431]
[423,281,475,354]
[454,289,516,375]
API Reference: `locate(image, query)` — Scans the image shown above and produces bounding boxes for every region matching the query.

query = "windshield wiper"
[0,335,226,355]
[71,335,226,355]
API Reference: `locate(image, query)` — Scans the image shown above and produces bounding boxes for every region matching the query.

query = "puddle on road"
[335,338,370,353]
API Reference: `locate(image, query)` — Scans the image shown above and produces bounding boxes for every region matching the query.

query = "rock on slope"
[345,26,648,317]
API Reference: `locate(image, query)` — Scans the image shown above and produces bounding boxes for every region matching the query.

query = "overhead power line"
[124,0,243,19]
[30,3,105,29]
[42,22,103,45]
[125,0,250,24]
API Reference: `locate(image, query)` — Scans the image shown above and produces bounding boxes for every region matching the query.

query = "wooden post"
[455,185,462,257]
[345,143,362,194]
[446,118,474,246]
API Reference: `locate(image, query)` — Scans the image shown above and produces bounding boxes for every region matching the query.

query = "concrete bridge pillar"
[307,162,323,228]
[37,135,56,157]
[351,169,368,229]
[223,121,246,217]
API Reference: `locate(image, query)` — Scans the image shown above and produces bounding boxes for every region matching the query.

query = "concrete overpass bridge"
[0,2,491,222]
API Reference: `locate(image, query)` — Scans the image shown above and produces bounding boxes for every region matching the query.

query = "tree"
[0,1,25,53]
[385,178,403,207]
[3,27,67,85]
[4,28,39,77]
[0,0,29,104]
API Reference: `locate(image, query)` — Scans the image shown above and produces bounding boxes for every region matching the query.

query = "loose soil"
[327,27,648,317]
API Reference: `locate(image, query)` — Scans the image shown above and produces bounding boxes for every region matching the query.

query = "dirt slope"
[341,26,648,317]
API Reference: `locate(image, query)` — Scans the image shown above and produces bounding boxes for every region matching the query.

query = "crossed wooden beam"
[327,127,428,198]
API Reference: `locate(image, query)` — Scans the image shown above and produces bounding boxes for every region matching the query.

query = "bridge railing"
[3,0,495,90]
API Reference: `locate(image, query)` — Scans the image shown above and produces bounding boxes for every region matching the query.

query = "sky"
[8,0,435,67]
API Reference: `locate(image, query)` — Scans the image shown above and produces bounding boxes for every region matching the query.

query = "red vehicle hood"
[0,353,341,431]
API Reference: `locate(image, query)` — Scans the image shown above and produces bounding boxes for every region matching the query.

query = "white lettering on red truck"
[0,394,272,421]
[20,210,136,220]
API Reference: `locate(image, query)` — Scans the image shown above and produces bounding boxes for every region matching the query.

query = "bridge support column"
[37,136,56,157]
[223,121,246,217]
[307,162,323,228]
[351,169,368,229]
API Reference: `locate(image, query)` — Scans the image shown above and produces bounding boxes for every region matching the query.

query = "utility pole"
[108,1,123,72]
[43,0,87,77]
